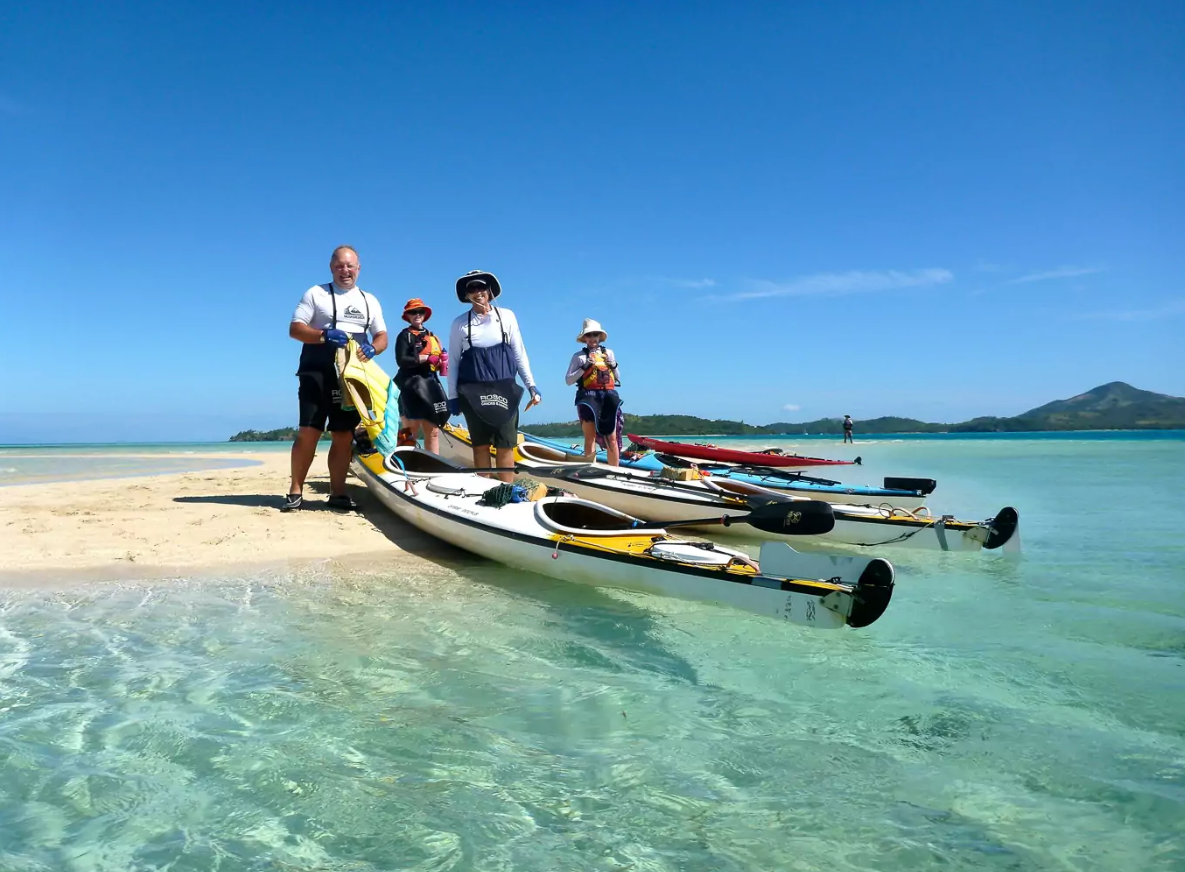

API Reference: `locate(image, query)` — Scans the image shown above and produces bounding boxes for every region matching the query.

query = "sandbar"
[0,451,449,584]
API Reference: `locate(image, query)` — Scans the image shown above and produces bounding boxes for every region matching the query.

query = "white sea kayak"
[349,446,895,629]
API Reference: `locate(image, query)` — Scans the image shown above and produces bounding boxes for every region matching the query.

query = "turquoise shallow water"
[0,444,283,487]
[1,436,1184,870]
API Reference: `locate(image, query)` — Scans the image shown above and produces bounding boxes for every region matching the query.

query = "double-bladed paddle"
[656,499,835,536]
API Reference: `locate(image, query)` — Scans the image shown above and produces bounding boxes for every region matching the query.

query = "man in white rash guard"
[447,270,541,484]
[284,245,388,511]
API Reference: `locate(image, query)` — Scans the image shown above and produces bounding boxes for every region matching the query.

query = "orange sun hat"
[401,298,433,322]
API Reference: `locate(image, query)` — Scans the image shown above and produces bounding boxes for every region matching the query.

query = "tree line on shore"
[229,382,1185,441]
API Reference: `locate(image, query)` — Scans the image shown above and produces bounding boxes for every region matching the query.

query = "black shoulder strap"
[465,307,508,346]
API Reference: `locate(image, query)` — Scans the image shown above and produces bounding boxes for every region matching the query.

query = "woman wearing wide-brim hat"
[565,318,624,466]
[446,270,541,482]
[393,297,449,453]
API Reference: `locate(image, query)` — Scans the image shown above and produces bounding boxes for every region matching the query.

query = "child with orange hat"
[393,298,449,454]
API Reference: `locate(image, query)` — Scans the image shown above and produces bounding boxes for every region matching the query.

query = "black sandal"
[326,494,358,511]
[281,493,303,512]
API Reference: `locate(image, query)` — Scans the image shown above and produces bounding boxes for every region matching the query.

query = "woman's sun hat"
[401,298,433,322]
[455,270,502,303]
[576,318,607,342]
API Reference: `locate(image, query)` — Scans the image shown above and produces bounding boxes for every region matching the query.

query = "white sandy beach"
[0,452,448,582]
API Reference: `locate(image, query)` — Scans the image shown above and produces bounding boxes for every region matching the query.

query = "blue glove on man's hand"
[323,329,349,347]
[447,398,461,417]
[358,342,376,361]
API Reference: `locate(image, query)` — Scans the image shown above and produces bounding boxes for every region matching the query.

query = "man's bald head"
[330,246,360,290]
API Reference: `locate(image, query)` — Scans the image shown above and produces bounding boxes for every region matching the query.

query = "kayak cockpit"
[385,448,471,475]
[519,442,573,463]
[535,498,665,536]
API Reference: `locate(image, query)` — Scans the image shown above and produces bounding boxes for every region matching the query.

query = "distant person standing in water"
[843,414,854,443]
[284,245,388,512]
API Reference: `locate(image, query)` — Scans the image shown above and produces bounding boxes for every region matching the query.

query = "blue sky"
[1,0,1182,442]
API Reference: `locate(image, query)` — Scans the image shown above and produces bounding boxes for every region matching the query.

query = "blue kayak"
[698,467,931,506]
[650,453,934,506]
[521,433,666,471]
[521,434,934,506]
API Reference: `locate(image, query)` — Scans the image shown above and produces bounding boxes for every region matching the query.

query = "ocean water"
[0,444,283,487]
[1,436,1183,870]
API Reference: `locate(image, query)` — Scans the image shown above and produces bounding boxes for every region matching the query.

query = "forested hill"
[522,414,942,438]
[229,427,328,442]
[228,383,1185,440]
[520,382,1185,437]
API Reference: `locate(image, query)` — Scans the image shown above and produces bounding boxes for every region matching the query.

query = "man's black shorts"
[298,371,361,433]
[458,394,519,449]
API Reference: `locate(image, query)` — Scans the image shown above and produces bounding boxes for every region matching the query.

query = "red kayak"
[626,434,859,469]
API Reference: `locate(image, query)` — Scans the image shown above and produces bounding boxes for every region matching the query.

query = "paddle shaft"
[427,466,834,534]
[656,500,835,535]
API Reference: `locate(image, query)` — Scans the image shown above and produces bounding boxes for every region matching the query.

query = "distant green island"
[230,427,328,442]
[229,382,1185,441]
[522,382,1185,438]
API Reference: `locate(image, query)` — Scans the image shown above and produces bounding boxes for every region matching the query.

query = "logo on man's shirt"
[343,305,365,321]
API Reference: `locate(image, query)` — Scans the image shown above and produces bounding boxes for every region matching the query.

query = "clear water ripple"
[1,437,1184,870]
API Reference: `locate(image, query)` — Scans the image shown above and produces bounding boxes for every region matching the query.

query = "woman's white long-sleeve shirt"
[447,306,537,400]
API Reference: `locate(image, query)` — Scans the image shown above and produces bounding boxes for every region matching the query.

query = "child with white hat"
[565,318,624,466]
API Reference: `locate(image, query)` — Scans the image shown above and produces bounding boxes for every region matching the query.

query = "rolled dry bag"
[883,476,937,496]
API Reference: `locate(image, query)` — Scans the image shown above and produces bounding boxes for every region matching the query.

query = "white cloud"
[1077,298,1185,321]
[782,403,801,412]
[714,268,953,301]
[1007,265,1106,285]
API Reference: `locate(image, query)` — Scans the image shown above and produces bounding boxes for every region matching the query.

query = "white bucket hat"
[576,318,607,342]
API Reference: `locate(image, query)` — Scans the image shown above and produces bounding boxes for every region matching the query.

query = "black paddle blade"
[735,500,835,535]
